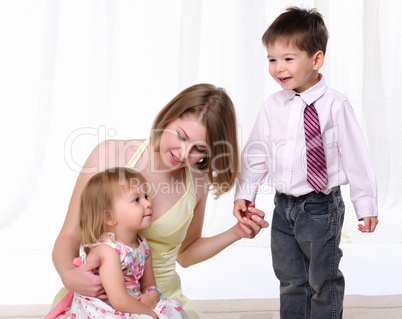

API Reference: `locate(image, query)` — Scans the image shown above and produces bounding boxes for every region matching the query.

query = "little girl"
[46,167,186,319]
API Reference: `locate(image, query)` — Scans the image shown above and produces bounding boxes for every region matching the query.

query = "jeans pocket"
[302,194,332,219]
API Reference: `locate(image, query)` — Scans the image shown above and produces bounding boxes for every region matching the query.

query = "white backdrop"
[0,0,401,305]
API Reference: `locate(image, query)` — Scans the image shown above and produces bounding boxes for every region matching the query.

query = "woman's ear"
[313,50,324,70]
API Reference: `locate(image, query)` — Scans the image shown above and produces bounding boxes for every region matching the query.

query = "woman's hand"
[233,203,269,239]
[63,256,107,300]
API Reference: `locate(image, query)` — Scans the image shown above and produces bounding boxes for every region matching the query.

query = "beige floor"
[1,295,401,319]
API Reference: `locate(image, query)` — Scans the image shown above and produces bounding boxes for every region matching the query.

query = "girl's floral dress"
[47,233,187,319]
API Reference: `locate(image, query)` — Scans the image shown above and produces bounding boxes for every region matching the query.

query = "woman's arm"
[176,174,268,268]
[52,140,122,297]
[90,245,157,318]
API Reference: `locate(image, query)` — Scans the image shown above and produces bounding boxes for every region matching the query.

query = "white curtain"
[0,0,401,305]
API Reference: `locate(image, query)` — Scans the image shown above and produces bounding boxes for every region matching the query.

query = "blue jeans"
[271,188,345,319]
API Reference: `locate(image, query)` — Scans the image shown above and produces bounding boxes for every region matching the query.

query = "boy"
[234,7,378,319]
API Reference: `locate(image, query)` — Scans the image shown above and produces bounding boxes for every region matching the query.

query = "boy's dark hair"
[262,7,329,57]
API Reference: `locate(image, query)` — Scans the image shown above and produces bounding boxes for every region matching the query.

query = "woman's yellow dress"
[51,138,204,318]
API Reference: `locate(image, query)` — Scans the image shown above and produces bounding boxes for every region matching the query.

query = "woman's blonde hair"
[77,167,147,245]
[151,83,239,198]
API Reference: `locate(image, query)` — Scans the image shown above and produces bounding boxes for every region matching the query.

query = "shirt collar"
[281,74,327,105]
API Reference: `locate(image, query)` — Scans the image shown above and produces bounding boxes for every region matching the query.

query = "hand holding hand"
[233,199,249,223]
[63,256,107,300]
[358,216,378,233]
[234,202,269,239]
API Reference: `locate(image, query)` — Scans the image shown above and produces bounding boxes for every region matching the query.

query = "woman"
[52,83,268,318]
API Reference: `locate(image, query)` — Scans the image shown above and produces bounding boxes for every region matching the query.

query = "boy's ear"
[313,51,324,70]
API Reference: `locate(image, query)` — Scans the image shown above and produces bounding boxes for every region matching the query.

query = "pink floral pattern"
[53,233,187,319]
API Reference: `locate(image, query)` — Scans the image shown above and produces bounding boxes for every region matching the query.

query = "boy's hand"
[357,216,378,233]
[233,201,269,238]
[233,199,252,223]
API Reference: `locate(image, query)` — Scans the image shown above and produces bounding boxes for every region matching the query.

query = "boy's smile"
[266,41,323,93]
[278,76,292,84]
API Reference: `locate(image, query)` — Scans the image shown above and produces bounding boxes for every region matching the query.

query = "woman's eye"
[177,132,185,141]
[193,146,204,153]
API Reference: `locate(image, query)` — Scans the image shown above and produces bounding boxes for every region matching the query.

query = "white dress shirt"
[235,75,378,220]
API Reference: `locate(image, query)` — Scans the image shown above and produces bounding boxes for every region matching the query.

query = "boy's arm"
[91,245,157,318]
[234,102,271,215]
[336,99,378,232]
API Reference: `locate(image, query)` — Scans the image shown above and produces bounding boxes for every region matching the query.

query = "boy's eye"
[268,59,276,63]
[285,58,293,61]
[145,194,149,200]
[133,197,140,203]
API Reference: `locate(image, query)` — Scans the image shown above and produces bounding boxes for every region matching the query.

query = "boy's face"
[265,41,322,93]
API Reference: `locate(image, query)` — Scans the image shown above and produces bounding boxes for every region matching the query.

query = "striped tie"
[303,103,328,192]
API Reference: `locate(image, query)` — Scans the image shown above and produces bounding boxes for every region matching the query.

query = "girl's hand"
[63,256,107,300]
[137,289,159,309]
[233,203,269,239]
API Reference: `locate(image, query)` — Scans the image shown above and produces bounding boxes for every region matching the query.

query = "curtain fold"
[0,0,401,304]
[361,0,402,243]
[0,0,59,229]
[1,0,401,237]
[179,0,203,89]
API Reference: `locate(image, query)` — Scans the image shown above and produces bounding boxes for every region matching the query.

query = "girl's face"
[266,42,322,93]
[111,184,152,233]
[158,115,207,170]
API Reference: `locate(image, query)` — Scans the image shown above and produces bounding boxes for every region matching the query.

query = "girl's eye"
[285,58,293,61]
[145,194,149,200]
[133,197,140,203]
[269,59,276,63]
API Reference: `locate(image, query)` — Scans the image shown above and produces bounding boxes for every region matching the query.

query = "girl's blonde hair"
[77,167,147,245]
[151,83,239,198]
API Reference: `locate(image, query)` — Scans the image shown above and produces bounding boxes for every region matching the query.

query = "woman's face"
[158,115,207,170]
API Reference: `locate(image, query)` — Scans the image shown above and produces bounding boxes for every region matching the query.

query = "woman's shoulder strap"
[126,138,150,168]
